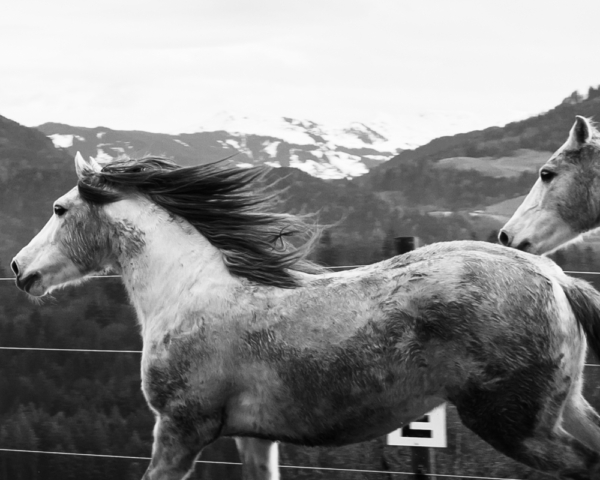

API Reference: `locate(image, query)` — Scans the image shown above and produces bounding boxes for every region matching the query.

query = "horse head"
[499,116,600,254]
[11,153,321,297]
[10,153,131,296]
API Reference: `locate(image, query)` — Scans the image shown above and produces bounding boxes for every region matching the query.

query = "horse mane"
[77,156,325,288]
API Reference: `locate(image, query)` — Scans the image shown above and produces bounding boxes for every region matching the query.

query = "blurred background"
[2,1,600,478]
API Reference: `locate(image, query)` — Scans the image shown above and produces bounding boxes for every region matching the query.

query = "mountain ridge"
[358,86,600,208]
[37,116,399,180]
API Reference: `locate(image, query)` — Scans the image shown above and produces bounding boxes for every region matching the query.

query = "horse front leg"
[142,414,221,480]
[235,437,280,480]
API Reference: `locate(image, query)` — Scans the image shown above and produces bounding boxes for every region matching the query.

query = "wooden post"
[394,236,431,479]
[393,236,420,255]
[411,446,430,479]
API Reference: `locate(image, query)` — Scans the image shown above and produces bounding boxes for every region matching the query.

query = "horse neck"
[113,206,239,337]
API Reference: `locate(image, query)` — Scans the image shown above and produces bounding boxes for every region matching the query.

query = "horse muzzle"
[11,259,43,295]
[498,230,533,252]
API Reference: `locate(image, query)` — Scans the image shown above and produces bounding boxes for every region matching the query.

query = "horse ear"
[564,116,592,150]
[74,152,101,179]
[88,156,102,172]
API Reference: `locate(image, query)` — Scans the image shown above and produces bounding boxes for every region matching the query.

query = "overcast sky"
[2,0,600,138]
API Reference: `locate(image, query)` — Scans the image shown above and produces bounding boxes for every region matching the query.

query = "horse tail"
[559,276,600,361]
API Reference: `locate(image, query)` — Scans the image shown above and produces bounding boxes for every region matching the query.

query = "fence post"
[410,445,430,480]
[394,236,431,479]
[393,236,420,256]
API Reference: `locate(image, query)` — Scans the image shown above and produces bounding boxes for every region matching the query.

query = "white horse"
[500,116,600,254]
[11,153,600,479]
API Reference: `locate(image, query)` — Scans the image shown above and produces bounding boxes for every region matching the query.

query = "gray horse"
[501,116,600,254]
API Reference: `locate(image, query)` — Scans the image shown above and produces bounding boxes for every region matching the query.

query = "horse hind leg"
[235,437,280,480]
[451,388,600,479]
[563,393,600,454]
[463,413,600,479]
[517,430,600,479]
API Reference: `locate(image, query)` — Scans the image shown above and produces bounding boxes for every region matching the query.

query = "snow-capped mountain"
[188,113,404,178]
[38,115,403,180]
[191,112,399,150]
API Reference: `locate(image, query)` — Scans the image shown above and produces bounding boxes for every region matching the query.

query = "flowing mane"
[77,156,324,288]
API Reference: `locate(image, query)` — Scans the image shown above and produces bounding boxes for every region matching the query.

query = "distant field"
[482,195,526,219]
[434,149,551,178]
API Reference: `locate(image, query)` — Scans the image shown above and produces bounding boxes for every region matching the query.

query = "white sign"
[386,403,447,448]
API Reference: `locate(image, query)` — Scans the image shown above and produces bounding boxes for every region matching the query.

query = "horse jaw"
[505,219,577,256]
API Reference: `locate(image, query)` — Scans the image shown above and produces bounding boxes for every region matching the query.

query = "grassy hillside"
[433,149,549,178]
[360,86,600,210]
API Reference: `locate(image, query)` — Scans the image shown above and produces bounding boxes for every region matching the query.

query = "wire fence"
[0,448,530,480]
[2,269,600,280]
[2,268,600,479]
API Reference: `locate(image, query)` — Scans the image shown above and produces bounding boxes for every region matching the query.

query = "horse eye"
[54,205,67,217]
[540,170,556,183]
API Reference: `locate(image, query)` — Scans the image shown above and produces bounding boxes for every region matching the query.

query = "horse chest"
[140,332,224,414]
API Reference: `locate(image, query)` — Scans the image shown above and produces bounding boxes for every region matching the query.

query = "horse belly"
[294,396,445,446]
[225,362,448,446]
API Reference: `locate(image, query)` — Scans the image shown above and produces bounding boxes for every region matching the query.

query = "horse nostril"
[10,259,19,276]
[15,272,40,293]
[498,230,511,247]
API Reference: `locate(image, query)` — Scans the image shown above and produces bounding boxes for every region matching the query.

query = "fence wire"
[0,269,600,282]
[0,448,527,480]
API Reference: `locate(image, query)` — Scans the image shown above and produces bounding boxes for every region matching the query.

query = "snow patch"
[263,141,280,158]
[363,154,390,161]
[289,151,364,180]
[289,156,325,177]
[324,151,368,178]
[224,138,253,158]
[174,139,190,147]
[48,134,86,149]
[236,163,253,168]
[48,134,74,148]
[97,131,106,139]
[94,148,113,164]
[264,161,281,168]
[225,139,240,149]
